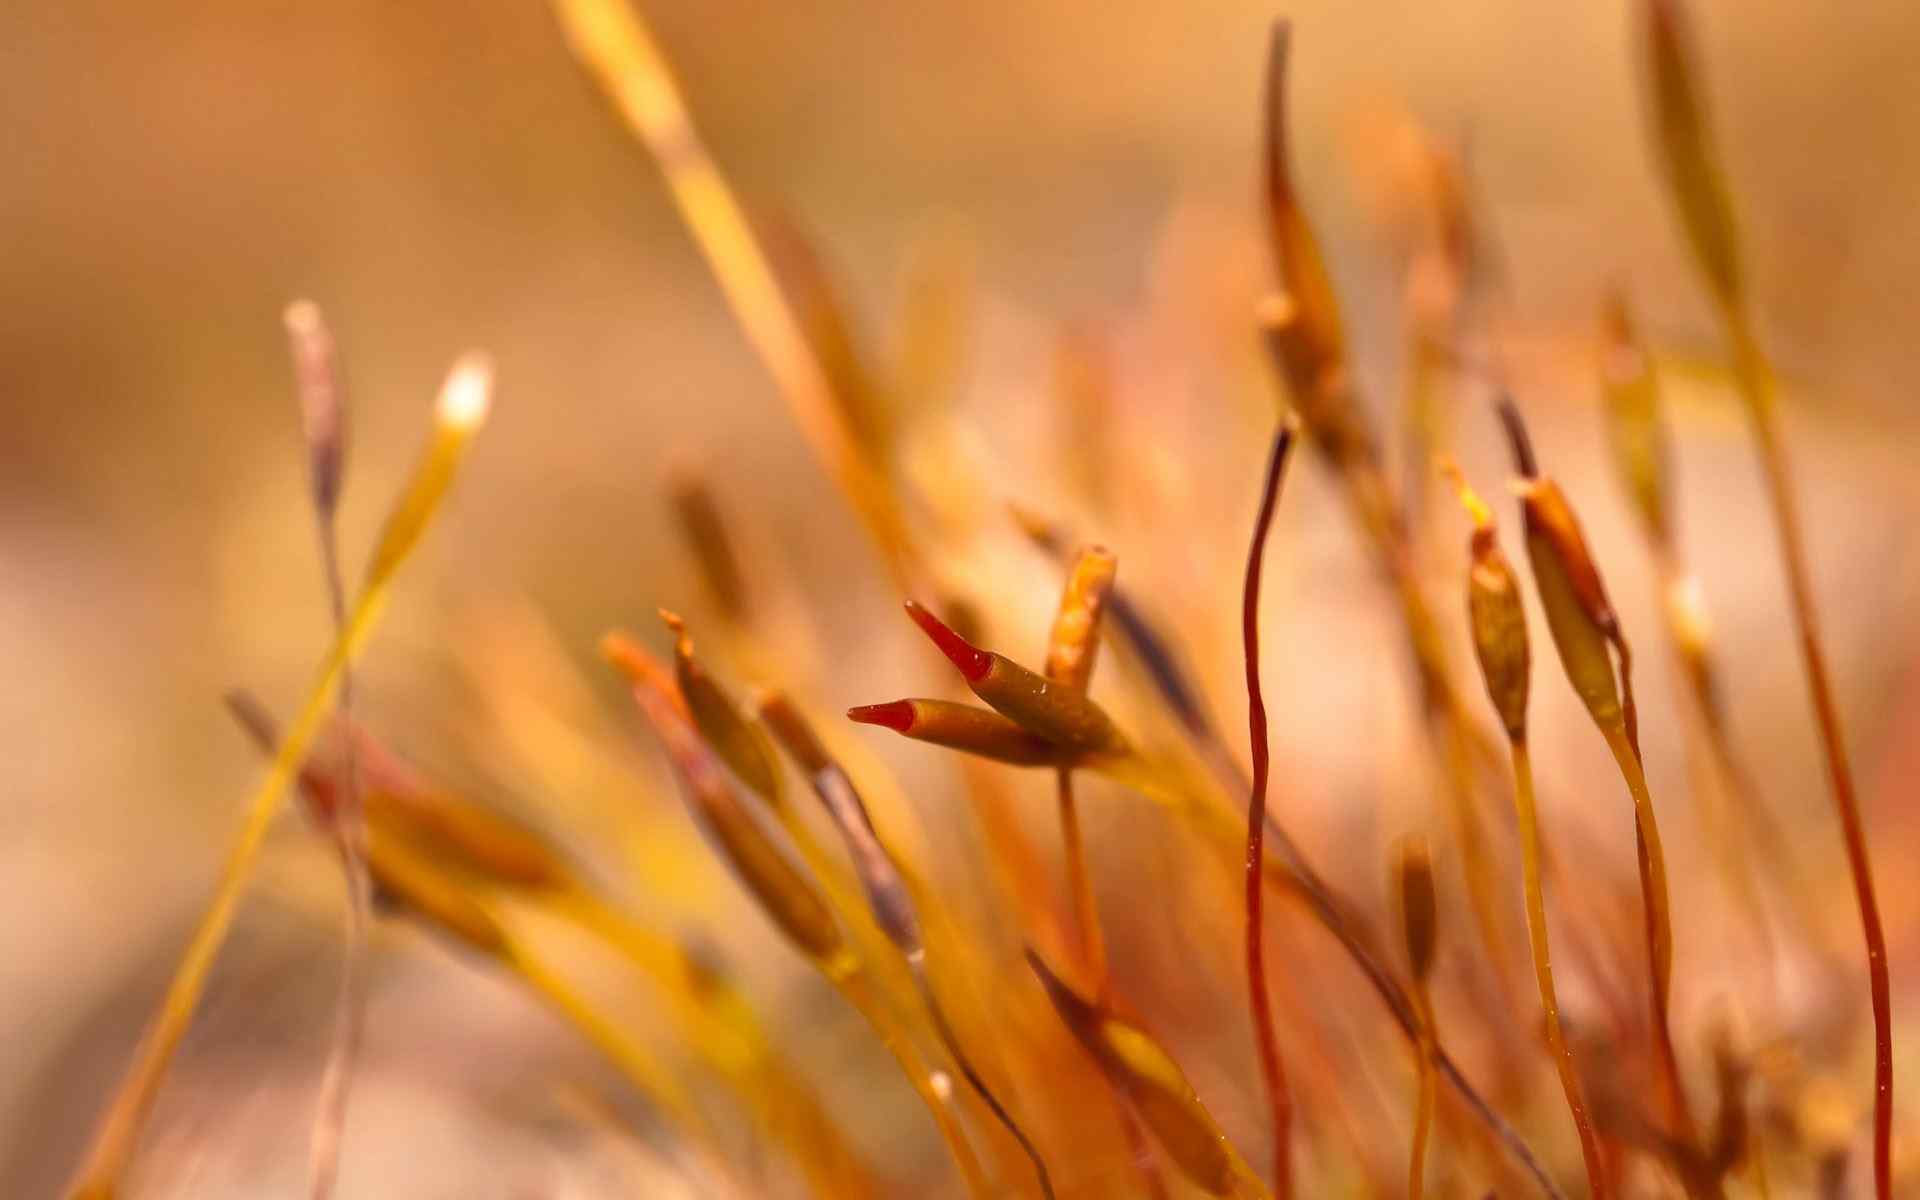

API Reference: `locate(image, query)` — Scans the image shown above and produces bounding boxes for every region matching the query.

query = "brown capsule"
[225,690,573,893]
[1598,294,1674,551]
[633,676,844,964]
[1263,20,1347,384]
[1258,295,1379,485]
[760,690,922,956]
[1642,0,1745,316]
[1045,545,1117,690]
[1395,837,1439,984]
[364,827,510,958]
[661,610,786,812]
[848,698,1078,769]
[1519,478,1624,731]
[904,601,1130,757]
[665,466,750,621]
[1026,951,1236,1196]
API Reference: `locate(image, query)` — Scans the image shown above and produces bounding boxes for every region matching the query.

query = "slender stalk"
[1241,422,1298,1196]
[1407,983,1436,1200]
[1638,0,1891,1181]
[1511,740,1610,1198]
[506,938,707,1135]
[1733,323,1891,1198]
[1057,769,1107,987]
[65,359,491,1200]
[284,299,371,1200]
[832,962,994,1199]
[1021,511,1569,1200]
[1600,723,1700,1160]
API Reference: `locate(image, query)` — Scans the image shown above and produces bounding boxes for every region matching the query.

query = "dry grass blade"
[548,0,915,589]
[65,355,492,1200]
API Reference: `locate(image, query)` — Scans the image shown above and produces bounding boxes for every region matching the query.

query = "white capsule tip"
[437,353,494,432]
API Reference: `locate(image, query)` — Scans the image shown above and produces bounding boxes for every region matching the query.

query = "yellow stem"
[1408,985,1436,1200]
[1511,739,1610,1199]
[550,0,914,589]
[1057,769,1108,990]
[506,937,706,1133]
[66,373,487,1198]
[1600,722,1702,1161]
[831,961,993,1198]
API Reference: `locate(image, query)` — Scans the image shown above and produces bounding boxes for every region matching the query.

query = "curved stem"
[1241,423,1297,1196]
[1601,723,1703,1168]
[1512,739,1610,1198]
[1729,318,1890,1200]
[832,962,992,1198]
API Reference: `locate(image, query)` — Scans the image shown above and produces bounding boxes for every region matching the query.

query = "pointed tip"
[847,701,915,733]
[904,600,990,682]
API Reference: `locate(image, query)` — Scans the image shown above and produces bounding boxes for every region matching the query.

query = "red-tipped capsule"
[903,602,1129,757]
[850,698,1076,769]
[905,600,991,682]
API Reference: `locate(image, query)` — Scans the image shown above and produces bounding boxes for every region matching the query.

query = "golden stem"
[1511,739,1610,1199]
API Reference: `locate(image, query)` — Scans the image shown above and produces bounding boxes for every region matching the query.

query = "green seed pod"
[1598,294,1674,552]
[1026,950,1236,1196]
[1520,478,1624,732]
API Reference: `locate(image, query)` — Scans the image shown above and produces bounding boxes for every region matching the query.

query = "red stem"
[1243,422,1297,1195]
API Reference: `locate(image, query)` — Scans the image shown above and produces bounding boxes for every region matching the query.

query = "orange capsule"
[1045,546,1117,691]
[1519,478,1625,733]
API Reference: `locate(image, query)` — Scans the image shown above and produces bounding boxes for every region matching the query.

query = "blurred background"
[4,0,1919,1195]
